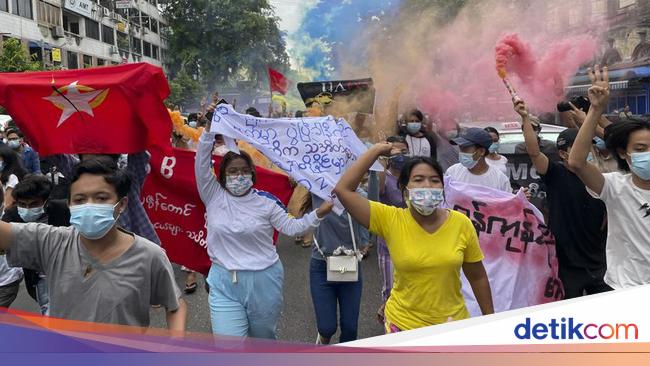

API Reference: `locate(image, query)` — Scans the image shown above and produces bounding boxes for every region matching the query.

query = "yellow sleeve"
[368,200,399,240]
[459,212,484,263]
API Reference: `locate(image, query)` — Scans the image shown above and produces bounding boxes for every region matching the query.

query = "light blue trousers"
[207,261,284,339]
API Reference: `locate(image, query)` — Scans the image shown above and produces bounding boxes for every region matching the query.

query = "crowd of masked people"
[0,65,649,344]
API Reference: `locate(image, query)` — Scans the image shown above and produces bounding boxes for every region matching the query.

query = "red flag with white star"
[0,63,173,156]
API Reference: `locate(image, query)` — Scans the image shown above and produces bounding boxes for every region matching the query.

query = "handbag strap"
[312,213,358,258]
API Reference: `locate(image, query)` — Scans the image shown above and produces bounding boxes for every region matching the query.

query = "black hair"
[11,174,52,201]
[397,156,444,194]
[604,119,650,172]
[484,126,500,138]
[217,150,257,189]
[71,158,131,200]
[245,107,261,118]
[188,113,198,122]
[387,135,409,149]
[295,110,304,118]
[407,109,424,122]
[5,128,22,138]
[79,154,121,166]
[0,145,26,185]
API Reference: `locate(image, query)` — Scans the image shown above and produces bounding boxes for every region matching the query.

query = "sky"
[268,0,400,80]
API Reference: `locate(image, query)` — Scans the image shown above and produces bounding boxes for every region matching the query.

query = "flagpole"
[268,76,273,118]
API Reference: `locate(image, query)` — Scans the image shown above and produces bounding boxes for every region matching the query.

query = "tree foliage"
[162,0,290,88]
[0,38,42,72]
[167,70,203,110]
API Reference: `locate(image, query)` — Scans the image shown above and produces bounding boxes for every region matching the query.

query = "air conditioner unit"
[109,45,118,54]
[51,26,65,39]
[102,8,110,17]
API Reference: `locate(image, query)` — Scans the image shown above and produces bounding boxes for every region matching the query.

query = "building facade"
[550,0,650,115]
[0,0,168,70]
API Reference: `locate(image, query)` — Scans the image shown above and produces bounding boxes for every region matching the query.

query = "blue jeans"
[309,258,362,343]
[206,261,284,339]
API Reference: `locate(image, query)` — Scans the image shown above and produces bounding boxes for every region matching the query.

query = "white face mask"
[214,145,229,156]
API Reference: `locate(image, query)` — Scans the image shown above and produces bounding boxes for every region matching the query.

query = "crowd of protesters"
[0,64,648,345]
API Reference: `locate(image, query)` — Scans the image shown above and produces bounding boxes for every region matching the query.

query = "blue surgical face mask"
[189,121,198,128]
[389,154,408,171]
[587,152,594,163]
[628,151,650,181]
[459,151,479,169]
[488,142,500,154]
[406,122,422,135]
[7,140,20,149]
[18,206,45,222]
[594,137,607,151]
[70,202,121,240]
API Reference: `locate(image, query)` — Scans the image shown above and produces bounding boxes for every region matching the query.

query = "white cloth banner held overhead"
[211,105,382,206]
[443,178,563,316]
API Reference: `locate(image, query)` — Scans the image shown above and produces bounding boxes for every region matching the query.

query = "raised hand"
[513,99,529,118]
[587,65,610,111]
[568,101,587,126]
[372,141,394,156]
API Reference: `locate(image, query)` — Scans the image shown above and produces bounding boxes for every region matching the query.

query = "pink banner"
[444,178,563,316]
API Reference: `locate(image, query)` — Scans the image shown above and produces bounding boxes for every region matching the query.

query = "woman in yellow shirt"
[334,142,494,332]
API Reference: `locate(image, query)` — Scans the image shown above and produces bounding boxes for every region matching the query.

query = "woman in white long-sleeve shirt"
[195,126,333,339]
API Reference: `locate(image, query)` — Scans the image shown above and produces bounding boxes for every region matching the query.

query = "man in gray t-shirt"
[0,158,186,330]
[7,224,181,327]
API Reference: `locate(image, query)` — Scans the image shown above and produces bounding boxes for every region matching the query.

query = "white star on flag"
[43,81,105,127]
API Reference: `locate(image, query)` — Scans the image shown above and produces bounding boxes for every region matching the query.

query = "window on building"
[99,0,111,10]
[97,58,105,66]
[12,0,32,18]
[0,0,8,12]
[637,95,647,115]
[36,1,61,26]
[117,31,129,51]
[150,19,158,33]
[83,54,93,68]
[63,14,80,35]
[152,45,159,60]
[101,24,114,45]
[67,51,79,69]
[131,36,141,54]
[142,12,150,29]
[85,19,100,40]
[619,0,636,8]
[143,41,151,57]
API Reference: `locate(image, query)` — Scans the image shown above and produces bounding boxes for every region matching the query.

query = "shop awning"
[565,80,629,93]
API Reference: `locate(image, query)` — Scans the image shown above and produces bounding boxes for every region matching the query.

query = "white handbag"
[313,213,360,282]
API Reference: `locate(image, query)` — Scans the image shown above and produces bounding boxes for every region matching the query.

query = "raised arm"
[195,120,221,203]
[568,66,608,195]
[126,151,150,193]
[334,142,392,229]
[269,199,333,236]
[515,99,549,175]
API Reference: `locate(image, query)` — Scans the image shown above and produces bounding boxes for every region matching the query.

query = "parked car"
[458,121,566,154]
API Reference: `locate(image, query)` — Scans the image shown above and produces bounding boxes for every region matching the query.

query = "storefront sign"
[63,0,93,18]
[52,48,61,62]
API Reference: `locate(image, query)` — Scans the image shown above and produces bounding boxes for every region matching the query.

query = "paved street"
[10,235,385,344]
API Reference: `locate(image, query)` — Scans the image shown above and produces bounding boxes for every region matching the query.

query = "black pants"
[559,265,613,299]
[0,278,21,308]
